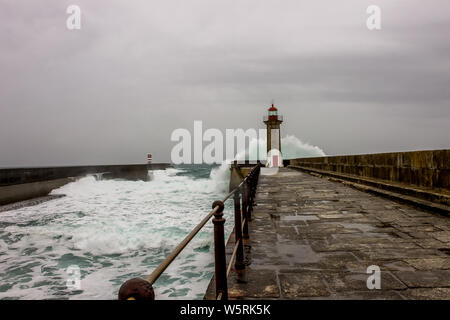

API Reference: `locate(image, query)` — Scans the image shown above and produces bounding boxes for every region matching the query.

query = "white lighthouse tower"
[263,103,283,167]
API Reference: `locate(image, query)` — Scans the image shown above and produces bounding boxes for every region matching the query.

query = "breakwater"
[0,163,171,205]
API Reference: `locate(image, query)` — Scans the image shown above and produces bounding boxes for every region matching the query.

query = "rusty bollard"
[212,200,228,300]
[118,277,155,300]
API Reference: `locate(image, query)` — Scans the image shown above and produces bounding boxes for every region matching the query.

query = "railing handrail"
[147,167,256,284]
[118,163,261,300]
[146,205,220,284]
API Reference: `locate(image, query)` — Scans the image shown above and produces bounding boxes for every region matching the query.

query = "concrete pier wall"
[0,178,75,205]
[0,164,171,186]
[0,163,171,205]
[228,161,261,191]
[289,149,450,189]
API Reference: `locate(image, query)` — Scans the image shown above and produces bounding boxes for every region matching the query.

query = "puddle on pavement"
[279,171,301,176]
[310,200,337,204]
[339,223,376,233]
[276,243,320,263]
[365,232,392,238]
[298,199,339,206]
[281,215,319,221]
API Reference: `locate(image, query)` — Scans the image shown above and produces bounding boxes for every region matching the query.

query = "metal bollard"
[212,200,228,300]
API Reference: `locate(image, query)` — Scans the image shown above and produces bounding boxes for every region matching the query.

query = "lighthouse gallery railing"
[118,163,261,300]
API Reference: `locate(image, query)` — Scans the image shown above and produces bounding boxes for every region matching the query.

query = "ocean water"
[0,164,233,300]
[0,135,325,300]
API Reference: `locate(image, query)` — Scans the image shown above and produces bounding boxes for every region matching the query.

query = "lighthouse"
[263,103,283,167]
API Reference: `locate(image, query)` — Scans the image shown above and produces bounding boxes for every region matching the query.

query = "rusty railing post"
[252,171,257,203]
[247,165,259,223]
[242,184,249,239]
[118,278,155,300]
[233,191,245,270]
[247,174,254,221]
[212,200,228,300]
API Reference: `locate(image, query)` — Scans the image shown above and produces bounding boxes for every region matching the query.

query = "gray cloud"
[0,0,449,166]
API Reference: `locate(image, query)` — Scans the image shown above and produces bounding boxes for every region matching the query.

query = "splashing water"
[0,134,324,300]
[0,166,232,300]
[281,135,326,158]
[236,134,325,161]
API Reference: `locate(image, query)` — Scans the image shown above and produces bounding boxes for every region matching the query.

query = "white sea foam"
[0,134,324,300]
[0,166,232,300]
[234,134,325,161]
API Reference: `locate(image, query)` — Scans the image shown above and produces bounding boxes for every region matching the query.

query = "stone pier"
[206,167,450,300]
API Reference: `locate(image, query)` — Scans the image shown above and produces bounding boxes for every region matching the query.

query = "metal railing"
[118,163,261,300]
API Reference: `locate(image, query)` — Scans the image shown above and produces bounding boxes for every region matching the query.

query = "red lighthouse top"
[268,103,278,120]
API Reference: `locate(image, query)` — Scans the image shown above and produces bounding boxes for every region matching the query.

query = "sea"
[0,135,325,300]
[0,164,234,300]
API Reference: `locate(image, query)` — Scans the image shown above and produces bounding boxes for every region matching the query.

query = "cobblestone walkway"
[225,168,450,299]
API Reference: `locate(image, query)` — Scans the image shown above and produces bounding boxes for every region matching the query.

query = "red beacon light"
[268,104,278,121]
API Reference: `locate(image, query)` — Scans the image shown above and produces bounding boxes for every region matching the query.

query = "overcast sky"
[1,0,449,166]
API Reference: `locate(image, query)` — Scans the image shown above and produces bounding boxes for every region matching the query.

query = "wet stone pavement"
[223,168,450,300]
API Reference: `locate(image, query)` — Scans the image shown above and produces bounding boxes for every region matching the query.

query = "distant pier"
[0,163,171,206]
